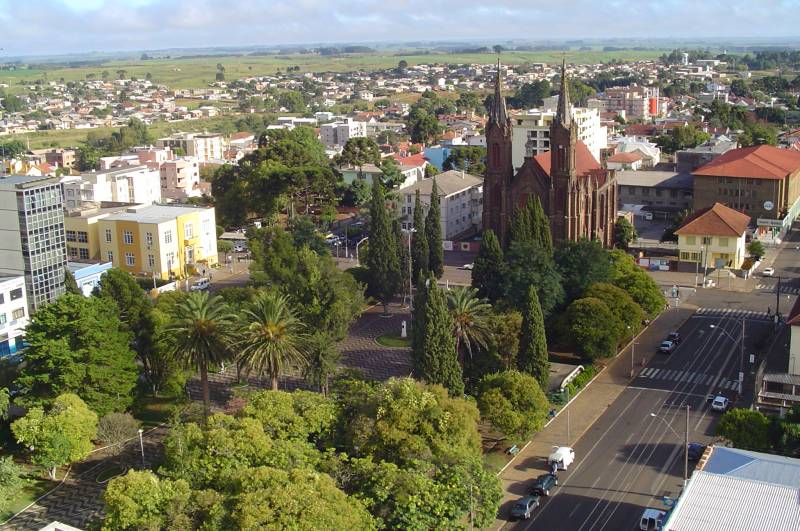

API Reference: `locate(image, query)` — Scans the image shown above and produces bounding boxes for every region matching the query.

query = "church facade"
[482,60,618,247]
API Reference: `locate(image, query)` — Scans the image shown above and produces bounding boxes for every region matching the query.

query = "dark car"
[687,442,706,461]
[510,495,541,520]
[531,473,558,496]
[668,332,682,344]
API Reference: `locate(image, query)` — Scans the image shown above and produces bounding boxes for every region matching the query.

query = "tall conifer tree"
[472,229,504,302]
[366,176,402,314]
[425,179,444,279]
[411,189,429,281]
[414,279,464,396]
[517,286,549,390]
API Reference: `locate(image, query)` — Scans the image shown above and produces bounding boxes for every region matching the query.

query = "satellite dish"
[763,201,774,211]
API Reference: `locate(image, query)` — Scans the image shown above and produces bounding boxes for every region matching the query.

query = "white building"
[320,119,367,148]
[610,136,662,168]
[0,274,29,358]
[62,166,161,210]
[511,106,607,170]
[0,175,67,311]
[156,132,224,162]
[397,170,483,240]
[159,158,201,201]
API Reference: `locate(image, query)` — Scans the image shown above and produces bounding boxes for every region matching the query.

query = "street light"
[137,428,145,469]
[650,405,690,488]
[355,237,368,264]
[710,321,745,394]
[402,228,416,310]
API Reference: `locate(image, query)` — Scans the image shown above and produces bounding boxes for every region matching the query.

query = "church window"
[491,143,500,166]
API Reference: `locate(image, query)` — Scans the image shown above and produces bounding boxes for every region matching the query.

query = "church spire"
[556,58,571,128]
[490,58,508,126]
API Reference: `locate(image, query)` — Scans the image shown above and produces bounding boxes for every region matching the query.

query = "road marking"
[568,503,582,519]
[626,387,708,398]
[641,368,654,377]
[680,372,692,382]
[650,368,662,378]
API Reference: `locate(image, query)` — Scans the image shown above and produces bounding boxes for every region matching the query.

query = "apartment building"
[95,204,218,280]
[156,132,224,162]
[44,148,77,170]
[0,175,67,311]
[159,158,201,200]
[398,171,483,240]
[61,166,161,210]
[320,119,367,148]
[0,274,29,358]
[511,106,607,169]
[589,85,661,121]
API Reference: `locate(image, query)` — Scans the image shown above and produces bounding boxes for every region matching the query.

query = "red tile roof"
[674,202,751,237]
[392,152,427,167]
[533,140,602,177]
[693,145,800,180]
[606,152,642,163]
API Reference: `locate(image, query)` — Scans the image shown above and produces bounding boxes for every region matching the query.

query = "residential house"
[66,261,113,296]
[674,202,750,270]
[605,152,643,171]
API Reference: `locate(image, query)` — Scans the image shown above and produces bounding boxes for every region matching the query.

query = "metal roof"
[665,471,800,531]
[703,446,800,488]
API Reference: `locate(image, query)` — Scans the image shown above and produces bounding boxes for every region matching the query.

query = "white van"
[639,508,665,530]
[190,278,210,291]
[547,446,575,471]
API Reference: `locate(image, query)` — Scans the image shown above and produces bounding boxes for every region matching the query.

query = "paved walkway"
[1,426,168,531]
[492,305,696,529]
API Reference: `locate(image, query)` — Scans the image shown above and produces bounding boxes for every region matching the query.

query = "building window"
[125,252,135,266]
[105,229,112,242]
[148,254,155,268]
[12,308,25,320]
[164,230,173,244]
[68,247,79,258]
[0,313,5,325]
[702,236,712,245]
[718,237,729,247]
[66,230,76,242]
[686,236,696,245]
[146,232,153,246]
[79,248,89,259]
[10,288,23,301]
[108,251,114,262]
[184,224,193,239]
[123,231,133,245]
[77,231,88,243]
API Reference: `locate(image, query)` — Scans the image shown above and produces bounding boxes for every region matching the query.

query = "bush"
[564,365,598,398]
[747,240,765,260]
[478,370,549,441]
[716,408,770,451]
[97,412,140,455]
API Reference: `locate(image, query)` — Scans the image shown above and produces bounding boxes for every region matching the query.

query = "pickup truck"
[531,473,558,496]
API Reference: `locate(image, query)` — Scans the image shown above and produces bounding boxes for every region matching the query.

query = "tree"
[512,79,551,108]
[338,137,381,182]
[277,90,306,112]
[414,280,463,396]
[661,209,689,243]
[507,196,552,255]
[425,178,444,278]
[584,282,644,338]
[0,456,23,512]
[443,146,487,175]
[15,294,138,415]
[502,241,564,317]
[613,216,637,250]
[446,286,492,365]
[168,292,238,417]
[238,290,309,391]
[478,370,549,440]
[217,240,234,253]
[739,122,779,147]
[410,189,429,281]
[12,394,98,479]
[472,229,504,302]
[64,270,81,295]
[554,239,613,303]
[748,240,766,260]
[97,413,140,456]
[717,408,770,451]
[564,297,623,360]
[103,470,197,530]
[380,156,404,188]
[0,387,9,422]
[517,287,549,389]
[365,176,402,314]
[609,250,666,318]
[303,332,340,396]
[407,108,440,144]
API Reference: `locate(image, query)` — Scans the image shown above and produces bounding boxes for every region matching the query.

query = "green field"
[0,49,670,92]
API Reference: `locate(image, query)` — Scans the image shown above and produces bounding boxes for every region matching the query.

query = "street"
[502,310,773,531]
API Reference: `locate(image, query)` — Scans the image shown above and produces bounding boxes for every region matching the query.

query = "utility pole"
[684,405,689,488]
[776,276,782,317]
[740,318,745,395]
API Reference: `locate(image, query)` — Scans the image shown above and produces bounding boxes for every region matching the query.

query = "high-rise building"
[0,175,67,311]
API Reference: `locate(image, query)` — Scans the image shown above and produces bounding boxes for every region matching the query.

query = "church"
[482,60,618,247]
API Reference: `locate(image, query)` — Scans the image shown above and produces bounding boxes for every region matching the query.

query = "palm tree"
[238,291,309,391]
[168,292,238,417]
[446,286,493,365]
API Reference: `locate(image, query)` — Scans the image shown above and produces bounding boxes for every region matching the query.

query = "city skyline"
[1,0,799,56]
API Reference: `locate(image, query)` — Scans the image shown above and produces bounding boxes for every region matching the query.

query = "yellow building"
[675,202,751,270]
[65,203,218,280]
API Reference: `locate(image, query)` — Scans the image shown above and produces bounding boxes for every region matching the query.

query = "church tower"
[549,59,579,242]
[482,59,514,244]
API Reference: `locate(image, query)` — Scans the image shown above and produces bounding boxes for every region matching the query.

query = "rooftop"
[399,170,482,197]
[0,174,61,189]
[615,170,693,189]
[533,140,602,177]
[674,202,750,237]
[606,152,642,163]
[702,446,800,488]
[693,145,800,180]
[104,204,212,224]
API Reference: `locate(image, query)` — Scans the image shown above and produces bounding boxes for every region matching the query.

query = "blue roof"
[704,446,800,488]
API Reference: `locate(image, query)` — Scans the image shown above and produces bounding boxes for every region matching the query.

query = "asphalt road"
[755,222,800,298]
[507,313,773,531]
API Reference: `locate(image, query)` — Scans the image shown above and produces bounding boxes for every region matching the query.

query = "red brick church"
[482,60,618,247]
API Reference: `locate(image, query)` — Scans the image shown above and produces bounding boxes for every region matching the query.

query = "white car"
[640,508,666,530]
[711,396,730,412]
[461,263,474,270]
[763,267,775,277]
[547,446,575,471]
[190,278,210,291]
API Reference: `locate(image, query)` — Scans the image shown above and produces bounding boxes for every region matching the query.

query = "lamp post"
[650,405,690,487]
[402,228,415,310]
[137,428,145,469]
[710,320,745,395]
[355,237,369,264]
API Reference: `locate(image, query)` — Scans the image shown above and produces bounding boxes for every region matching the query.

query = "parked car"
[658,340,677,354]
[190,278,210,291]
[547,446,575,471]
[510,495,541,520]
[639,508,666,530]
[763,267,775,277]
[461,263,474,270]
[711,396,730,412]
[233,242,247,253]
[667,332,682,344]
[687,442,706,461]
[531,473,558,496]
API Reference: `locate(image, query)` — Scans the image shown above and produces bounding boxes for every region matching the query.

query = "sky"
[1,0,799,57]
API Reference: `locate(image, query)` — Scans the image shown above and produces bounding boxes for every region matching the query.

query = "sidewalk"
[491,305,696,529]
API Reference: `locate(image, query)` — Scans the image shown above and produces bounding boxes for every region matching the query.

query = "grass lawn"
[375,332,411,348]
[0,467,55,524]
[132,395,178,428]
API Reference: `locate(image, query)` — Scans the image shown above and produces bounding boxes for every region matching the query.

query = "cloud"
[0,0,798,56]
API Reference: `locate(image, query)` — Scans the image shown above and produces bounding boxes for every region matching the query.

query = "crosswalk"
[638,367,740,390]
[756,283,800,295]
[695,307,773,320]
